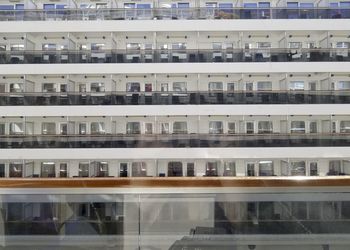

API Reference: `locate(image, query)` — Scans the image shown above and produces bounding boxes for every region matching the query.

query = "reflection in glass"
[78,162,89,177]
[168,161,183,176]
[41,162,56,177]
[209,121,223,134]
[132,162,147,177]
[9,162,23,177]
[173,122,187,134]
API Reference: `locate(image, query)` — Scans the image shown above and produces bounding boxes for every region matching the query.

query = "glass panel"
[0,5,14,10]
[41,122,56,135]
[127,43,141,50]
[208,82,223,91]
[78,162,89,177]
[291,161,306,176]
[10,44,24,51]
[120,163,128,177]
[60,123,67,135]
[126,122,140,134]
[0,123,5,135]
[132,162,147,177]
[172,43,187,50]
[258,121,273,134]
[41,162,56,178]
[228,122,235,134]
[259,202,274,220]
[92,161,108,177]
[173,122,187,134]
[0,84,5,93]
[127,82,140,92]
[206,162,218,176]
[42,44,56,51]
[259,161,274,176]
[246,122,254,134]
[186,163,194,176]
[173,82,187,92]
[223,162,236,176]
[329,160,341,175]
[309,121,317,133]
[310,162,318,176]
[340,121,350,133]
[168,162,183,176]
[42,83,56,92]
[59,163,68,178]
[145,83,152,92]
[79,123,87,135]
[9,83,23,93]
[91,43,105,51]
[291,121,305,133]
[247,163,255,176]
[212,43,222,50]
[257,81,272,91]
[227,82,235,92]
[0,164,5,178]
[289,81,305,90]
[209,121,223,134]
[292,202,307,220]
[91,122,106,135]
[161,123,170,134]
[9,162,23,177]
[289,42,302,49]
[309,202,321,220]
[9,122,24,135]
[145,123,153,134]
[161,83,168,92]
[79,84,86,93]
[91,83,105,92]
[300,3,314,8]
[338,81,350,90]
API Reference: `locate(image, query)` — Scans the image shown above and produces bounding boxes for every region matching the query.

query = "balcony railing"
[1,90,350,105]
[0,176,349,188]
[1,133,350,148]
[1,48,349,64]
[0,178,349,247]
[0,7,349,21]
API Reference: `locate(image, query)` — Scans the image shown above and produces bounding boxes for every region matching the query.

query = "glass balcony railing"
[0,48,349,64]
[1,133,350,148]
[1,90,350,105]
[0,7,349,21]
[0,178,349,249]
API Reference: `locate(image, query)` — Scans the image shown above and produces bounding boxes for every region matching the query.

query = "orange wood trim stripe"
[0,177,350,188]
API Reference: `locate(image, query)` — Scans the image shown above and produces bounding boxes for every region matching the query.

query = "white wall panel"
[2,147,350,160]
[1,104,349,116]
[0,20,349,33]
[0,62,350,75]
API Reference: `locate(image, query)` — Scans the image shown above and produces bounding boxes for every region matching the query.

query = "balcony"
[0,177,349,249]
[1,133,350,148]
[1,90,350,105]
[0,7,349,21]
[0,48,349,64]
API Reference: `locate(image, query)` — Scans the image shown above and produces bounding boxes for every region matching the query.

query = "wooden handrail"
[1,176,350,188]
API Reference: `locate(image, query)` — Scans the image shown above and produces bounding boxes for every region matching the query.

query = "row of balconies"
[1,73,347,91]
[0,7,349,21]
[0,0,349,9]
[0,158,348,177]
[2,200,350,237]
[1,32,348,52]
[0,115,349,135]
[2,133,350,148]
[1,91,350,105]
[1,48,349,64]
